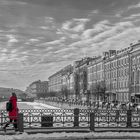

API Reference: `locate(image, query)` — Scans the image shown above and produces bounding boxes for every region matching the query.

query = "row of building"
[26,40,140,103]
[25,80,49,98]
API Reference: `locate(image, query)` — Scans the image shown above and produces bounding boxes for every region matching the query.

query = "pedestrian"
[3,92,19,132]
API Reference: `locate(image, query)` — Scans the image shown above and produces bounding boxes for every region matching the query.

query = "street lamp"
[134,64,137,103]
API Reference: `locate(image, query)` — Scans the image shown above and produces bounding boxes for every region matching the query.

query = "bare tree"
[90,81,106,101]
[82,69,87,93]
[74,72,80,101]
[61,65,73,99]
[61,85,69,99]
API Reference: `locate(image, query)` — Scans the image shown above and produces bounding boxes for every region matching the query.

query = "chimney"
[109,50,116,56]
[103,52,109,57]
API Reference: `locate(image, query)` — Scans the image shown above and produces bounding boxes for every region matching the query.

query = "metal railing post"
[127,109,132,128]
[17,113,24,132]
[74,108,79,127]
[1,112,4,127]
[90,112,95,131]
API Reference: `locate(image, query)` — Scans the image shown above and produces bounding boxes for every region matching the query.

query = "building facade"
[26,80,48,97]
[87,41,140,103]
[48,64,74,99]
[47,41,140,103]
[103,49,130,103]
[73,57,92,102]
[48,70,62,93]
[87,56,105,102]
[131,42,140,103]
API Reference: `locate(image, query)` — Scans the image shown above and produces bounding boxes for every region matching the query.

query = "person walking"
[3,92,19,132]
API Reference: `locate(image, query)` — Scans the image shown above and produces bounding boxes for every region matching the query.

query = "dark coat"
[8,96,18,120]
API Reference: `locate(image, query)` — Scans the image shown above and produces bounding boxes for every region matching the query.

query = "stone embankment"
[36,100,89,109]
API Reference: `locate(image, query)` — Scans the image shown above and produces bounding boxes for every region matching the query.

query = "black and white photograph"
[1,0,140,139]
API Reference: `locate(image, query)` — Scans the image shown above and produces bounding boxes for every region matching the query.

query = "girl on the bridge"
[3,92,19,132]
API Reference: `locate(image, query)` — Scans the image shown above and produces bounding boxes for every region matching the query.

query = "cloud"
[96,27,140,52]
[0,48,8,53]
[5,34,18,47]
[114,10,125,17]
[82,20,112,39]
[87,21,133,43]
[1,0,140,90]
[29,38,39,42]
[58,18,90,40]
[40,26,49,30]
[54,47,74,54]
[90,10,99,14]
[128,2,140,10]
[62,53,74,58]
[0,0,27,6]
[124,13,140,20]
[70,34,80,39]
[69,19,135,58]
[62,18,90,32]
[43,17,56,29]
[40,37,66,46]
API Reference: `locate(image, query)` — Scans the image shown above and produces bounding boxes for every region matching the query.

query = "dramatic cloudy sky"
[0,0,140,90]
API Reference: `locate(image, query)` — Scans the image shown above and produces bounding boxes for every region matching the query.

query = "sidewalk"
[1,131,140,140]
[0,127,90,135]
[1,128,140,140]
[2,127,140,135]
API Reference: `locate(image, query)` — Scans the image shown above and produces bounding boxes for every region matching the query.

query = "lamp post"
[127,47,133,102]
[134,63,137,103]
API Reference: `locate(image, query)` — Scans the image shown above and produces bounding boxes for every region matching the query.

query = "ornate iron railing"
[1,109,140,132]
[94,110,127,128]
[0,109,89,130]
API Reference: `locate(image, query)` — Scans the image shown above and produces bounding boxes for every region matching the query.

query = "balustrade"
[0,108,140,132]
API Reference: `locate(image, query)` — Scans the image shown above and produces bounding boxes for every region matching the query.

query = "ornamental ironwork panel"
[94,109,129,128]
[1,109,140,130]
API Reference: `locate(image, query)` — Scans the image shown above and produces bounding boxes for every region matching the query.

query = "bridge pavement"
[1,128,140,140]
[1,127,140,134]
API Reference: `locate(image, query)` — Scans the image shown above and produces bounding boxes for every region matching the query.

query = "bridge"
[1,108,140,134]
